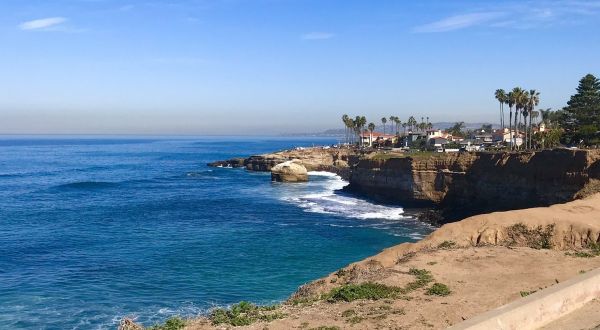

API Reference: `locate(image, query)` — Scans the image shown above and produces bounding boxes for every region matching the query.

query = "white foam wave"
[279,172,406,221]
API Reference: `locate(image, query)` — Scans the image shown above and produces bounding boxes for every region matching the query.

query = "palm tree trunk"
[524,116,528,150]
[515,109,519,149]
[509,109,513,150]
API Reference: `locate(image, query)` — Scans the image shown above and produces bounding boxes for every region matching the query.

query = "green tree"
[448,122,465,137]
[368,122,376,146]
[495,89,507,130]
[381,117,387,135]
[342,114,349,144]
[526,89,540,149]
[562,74,600,145]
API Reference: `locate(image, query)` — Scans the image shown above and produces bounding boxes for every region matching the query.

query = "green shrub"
[341,309,356,317]
[147,317,186,330]
[323,268,436,303]
[426,283,451,296]
[347,316,364,324]
[325,282,404,302]
[405,268,434,291]
[437,241,456,249]
[210,301,285,326]
[505,223,555,249]
[520,290,537,297]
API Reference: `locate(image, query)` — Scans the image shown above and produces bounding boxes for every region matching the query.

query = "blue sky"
[1,0,600,134]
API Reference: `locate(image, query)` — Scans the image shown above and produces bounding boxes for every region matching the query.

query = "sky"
[1,0,600,135]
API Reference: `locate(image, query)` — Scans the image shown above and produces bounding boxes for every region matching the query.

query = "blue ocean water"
[0,136,432,329]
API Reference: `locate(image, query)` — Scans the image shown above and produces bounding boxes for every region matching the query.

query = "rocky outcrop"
[346,149,600,221]
[208,147,356,179]
[207,158,246,168]
[271,161,309,182]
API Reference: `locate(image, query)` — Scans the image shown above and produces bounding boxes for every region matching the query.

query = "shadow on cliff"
[440,149,600,222]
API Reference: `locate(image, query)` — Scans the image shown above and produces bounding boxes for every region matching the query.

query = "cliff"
[347,149,600,221]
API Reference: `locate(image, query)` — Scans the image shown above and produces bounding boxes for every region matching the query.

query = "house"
[474,133,493,145]
[460,139,484,151]
[428,137,449,152]
[403,132,427,147]
[360,132,396,147]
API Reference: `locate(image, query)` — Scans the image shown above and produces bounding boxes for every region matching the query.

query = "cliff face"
[347,149,600,220]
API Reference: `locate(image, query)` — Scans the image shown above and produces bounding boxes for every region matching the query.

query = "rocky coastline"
[119,147,600,329]
[209,147,600,224]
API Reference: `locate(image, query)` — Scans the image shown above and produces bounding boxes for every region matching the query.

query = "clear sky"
[1,0,600,135]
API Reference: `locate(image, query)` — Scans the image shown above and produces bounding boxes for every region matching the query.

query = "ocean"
[0,136,432,329]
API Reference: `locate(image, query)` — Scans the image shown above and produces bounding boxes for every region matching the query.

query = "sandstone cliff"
[347,149,600,221]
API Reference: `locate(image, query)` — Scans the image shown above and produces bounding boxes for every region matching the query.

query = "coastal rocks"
[271,161,308,182]
[346,149,600,222]
[207,158,246,168]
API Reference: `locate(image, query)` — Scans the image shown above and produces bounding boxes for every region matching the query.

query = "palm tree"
[402,122,407,136]
[510,87,527,149]
[527,89,540,149]
[495,89,507,131]
[381,117,387,135]
[394,118,401,135]
[408,116,416,132]
[507,91,515,149]
[342,114,349,144]
[530,110,539,148]
[368,122,376,146]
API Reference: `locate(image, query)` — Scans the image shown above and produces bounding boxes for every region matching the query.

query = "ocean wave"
[54,181,120,190]
[280,172,406,221]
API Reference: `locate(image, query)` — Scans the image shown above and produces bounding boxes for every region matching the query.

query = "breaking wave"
[280,171,406,220]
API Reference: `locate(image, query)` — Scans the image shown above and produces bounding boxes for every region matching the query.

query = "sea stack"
[271,161,308,182]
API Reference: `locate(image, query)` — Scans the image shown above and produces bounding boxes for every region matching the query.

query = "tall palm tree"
[527,89,540,149]
[342,114,349,144]
[510,87,527,149]
[395,118,401,135]
[381,117,387,135]
[408,116,416,132]
[495,89,507,130]
[402,122,407,136]
[507,91,516,150]
[368,122,376,146]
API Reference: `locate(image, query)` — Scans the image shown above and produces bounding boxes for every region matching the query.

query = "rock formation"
[346,149,600,221]
[271,161,309,182]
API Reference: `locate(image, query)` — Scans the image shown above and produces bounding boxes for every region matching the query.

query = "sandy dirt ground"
[183,246,600,330]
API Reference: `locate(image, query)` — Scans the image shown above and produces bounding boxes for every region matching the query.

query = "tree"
[562,74,600,145]
[495,89,507,130]
[526,90,540,149]
[342,114,349,144]
[395,118,401,135]
[381,117,387,135]
[507,91,515,149]
[448,122,465,137]
[408,116,416,132]
[510,87,527,149]
[368,122,376,146]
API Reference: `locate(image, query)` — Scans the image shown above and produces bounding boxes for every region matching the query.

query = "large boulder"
[271,161,308,182]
